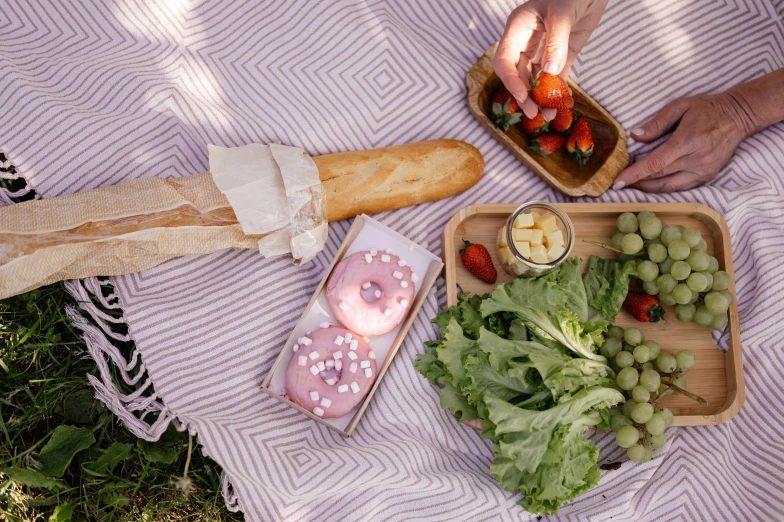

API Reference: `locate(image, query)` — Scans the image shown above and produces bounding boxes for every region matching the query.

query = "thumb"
[542,12,572,75]
[630,99,690,142]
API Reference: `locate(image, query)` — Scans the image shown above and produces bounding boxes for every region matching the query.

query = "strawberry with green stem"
[521,109,549,136]
[529,72,574,110]
[566,116,594,166]
[460,240,497,284]
[623,291,664,323]
[529,132,565,157]
[490,86,522,131]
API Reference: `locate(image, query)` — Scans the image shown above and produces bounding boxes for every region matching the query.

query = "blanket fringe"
[64,278,173,441]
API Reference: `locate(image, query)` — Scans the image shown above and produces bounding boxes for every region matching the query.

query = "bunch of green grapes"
[602,326,699,462]
[610,211,734,330]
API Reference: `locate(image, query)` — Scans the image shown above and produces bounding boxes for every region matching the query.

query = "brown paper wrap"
[0,139,483,299]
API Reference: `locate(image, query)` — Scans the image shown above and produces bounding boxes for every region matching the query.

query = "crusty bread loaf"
[315,139,484,221]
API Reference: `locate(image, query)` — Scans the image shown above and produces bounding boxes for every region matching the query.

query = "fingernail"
[631,128,645,137]
[522,97,538,119]
[541,107,557,122]
[613,181,626,190]
[543,61,558,74]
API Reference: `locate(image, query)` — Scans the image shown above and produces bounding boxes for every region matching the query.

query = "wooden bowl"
[465,43,629,197]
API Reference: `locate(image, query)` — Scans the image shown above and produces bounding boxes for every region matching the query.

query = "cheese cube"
[545,230,564,249]
[513,228,534,242]
[530,244,549,264]
[530,229,544,246]
[498,227,508,248]
[534,213,559,234]
[513,241,530,259]
[547,244,566,261]
[513,213,535,229]
[529,211,541,221]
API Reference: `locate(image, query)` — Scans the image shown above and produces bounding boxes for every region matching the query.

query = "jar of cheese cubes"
[497,201,575,278]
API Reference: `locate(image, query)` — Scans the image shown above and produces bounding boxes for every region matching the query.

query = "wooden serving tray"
[465,43,629,197]
[442,203,744,427]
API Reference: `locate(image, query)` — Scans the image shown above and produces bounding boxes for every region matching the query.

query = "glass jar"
[496,201,575,278]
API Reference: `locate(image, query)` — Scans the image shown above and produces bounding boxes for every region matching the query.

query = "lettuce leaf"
[583,255,637,322]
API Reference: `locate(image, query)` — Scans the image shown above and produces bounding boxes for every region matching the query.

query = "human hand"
[613,93,755,192]
[493,0,608,120]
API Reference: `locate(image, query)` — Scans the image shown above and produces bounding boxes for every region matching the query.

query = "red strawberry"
[550,108,575,133]
[490,86,522,131]
[529,132,565,157]
[521,109,549,136]
[529,72,574,110]
[565,116,594,166]
[623,291,664,323]
[460,240,497,284]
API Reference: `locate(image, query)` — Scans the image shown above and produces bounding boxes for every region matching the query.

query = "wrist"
[725,70,784,136]
[721,90,765,139]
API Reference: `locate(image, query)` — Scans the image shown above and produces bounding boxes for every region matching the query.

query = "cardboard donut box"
[261,215,443,436]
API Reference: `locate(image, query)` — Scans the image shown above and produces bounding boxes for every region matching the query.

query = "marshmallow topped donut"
[286,325,377,419]
[326,249,416,336]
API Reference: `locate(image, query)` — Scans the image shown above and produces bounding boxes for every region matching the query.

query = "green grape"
[617,212,639,233]
[686,272,708,292]
[627,444,646,462]
[608,325,625,339]
[611,233,625,250]
[673,374,687,389]
[659,407,674,427]
[659,257,675,275]
[631,402,654,424]
[656,274,677,294]
[639,369,661,392]
[686,250,710,272]
[622,400,636,419]
[623,343,635,352]
[688,289,699,304]
[659,293,676,306]
[672,284,692,305]
[642,361,655,371]
[694,306,714,327]
[712,271,731,291]
[705,291,730,315]
[647,243,668,263]
[637,260,659,282]
[676,349,695,371]
[710,312,728,331]
[637,210,656,223]
[668,239,690,261]
[616,425,640,448]
[656,352,677,373]
[643,280,660,295]
[707,256,720,274]
[641,340,660,359]
[701,271,714,291]
[617,367,639,390]
[633,345,650,363]
[622,233,644,254]
[681,228,702,248]
[623,327,643,346]
[694,238,708,252]
[649,433,667,449]
[645,413,666,435]
[632,385,651,403]
[610,414,633,432]
[660,226,682,247]
[616,351,635,368]
[670,261,691,281]
[600,337,623,358]
[720,289,734,306]
[640,216,663,239]
[675,303,696,322]
[641,447,654,462]
[675,225,686,233]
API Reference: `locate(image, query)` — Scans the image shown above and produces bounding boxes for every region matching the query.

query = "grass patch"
[0,284,243,521]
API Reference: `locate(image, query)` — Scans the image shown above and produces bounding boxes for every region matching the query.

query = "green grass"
[0,282,243,521]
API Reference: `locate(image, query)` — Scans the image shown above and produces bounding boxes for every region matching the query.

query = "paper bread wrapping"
[0,139,483,299]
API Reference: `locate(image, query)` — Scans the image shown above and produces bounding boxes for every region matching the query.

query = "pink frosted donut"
[326,249,415,336]
[286,326,378,419]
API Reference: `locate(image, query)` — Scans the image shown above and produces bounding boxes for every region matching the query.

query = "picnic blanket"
[3,1,784,520]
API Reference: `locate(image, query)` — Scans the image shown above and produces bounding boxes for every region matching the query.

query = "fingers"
[542,10,573,74]
[521,97,539,119]
[494,42,531,105]
[613,140,692,189]
[632,171,705,193]
[630,99,690,142]
[541,107,558,121]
